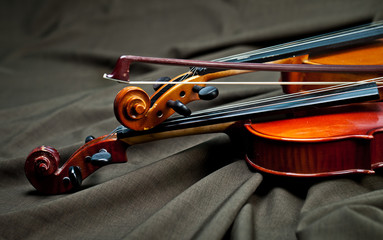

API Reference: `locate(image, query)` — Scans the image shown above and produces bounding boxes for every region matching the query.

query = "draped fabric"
[1,1,383,239]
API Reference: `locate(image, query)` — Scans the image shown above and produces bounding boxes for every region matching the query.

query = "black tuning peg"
[167,100,191,117]
[90,149,112,166]
[153,77,171,91]
[85,135,95,143]
[63,166,82,188]
[192,86,219,100]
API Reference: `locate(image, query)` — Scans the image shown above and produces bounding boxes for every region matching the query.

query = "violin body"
[282,39,383,94]
[245,102,383,176]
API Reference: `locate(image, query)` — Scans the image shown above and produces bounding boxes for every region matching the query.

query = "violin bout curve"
[245,137,376,177]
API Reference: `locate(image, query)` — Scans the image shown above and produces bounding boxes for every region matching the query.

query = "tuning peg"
[90,149,112,166]
[85,135,95,143]
[192,86,219,100]
[63,166,82,188]
[167,100,191,117]
[153,77,171,91]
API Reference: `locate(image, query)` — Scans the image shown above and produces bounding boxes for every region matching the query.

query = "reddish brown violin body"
[244,40,383,176]
[245,102,383,176]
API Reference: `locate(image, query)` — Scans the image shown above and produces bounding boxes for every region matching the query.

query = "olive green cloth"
[1,1,383,239]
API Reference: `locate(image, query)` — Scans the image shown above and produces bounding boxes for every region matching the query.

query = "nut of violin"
[114,86,150,128]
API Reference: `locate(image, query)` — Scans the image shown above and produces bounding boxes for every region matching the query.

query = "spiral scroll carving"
[25,146,60,193]
[114,86,150,129]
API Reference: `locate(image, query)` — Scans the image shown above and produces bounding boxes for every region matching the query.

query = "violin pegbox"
[24,135,128,194]
[153,76,219,100]
[113,73,219,131]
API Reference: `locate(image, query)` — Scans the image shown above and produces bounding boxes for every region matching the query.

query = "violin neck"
[118,122,235,145]
[118,81,380,144]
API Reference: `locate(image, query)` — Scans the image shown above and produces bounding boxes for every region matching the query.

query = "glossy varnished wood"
[25,136,128,194]
[113,57,297,131]
[114,69,251,131]
[282,40,383,94]
[245,103,383,176]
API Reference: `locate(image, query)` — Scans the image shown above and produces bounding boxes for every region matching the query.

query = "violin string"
[189,77,383,115]
[103,125,125,140]
[105,75,383,86]
[106,22,383,89]
[164,82,382,126]
[223,76,383,111]
[105,73,383,114]
[180,22,381,77]
[107,78,383,86]
[215,25,366,61]
[213,21,382,63]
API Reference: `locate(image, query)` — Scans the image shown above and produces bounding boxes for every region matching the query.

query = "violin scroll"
[113,80,207,131]
[24,135,128,194]
[25,146,60,180]
[114,86,151,125]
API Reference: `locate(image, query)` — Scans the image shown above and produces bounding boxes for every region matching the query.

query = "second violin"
[107,21,383,131]
[25,80,383,194]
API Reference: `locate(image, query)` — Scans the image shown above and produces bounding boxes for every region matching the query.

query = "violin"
[25,21,383,194]
[106,21,383,131]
